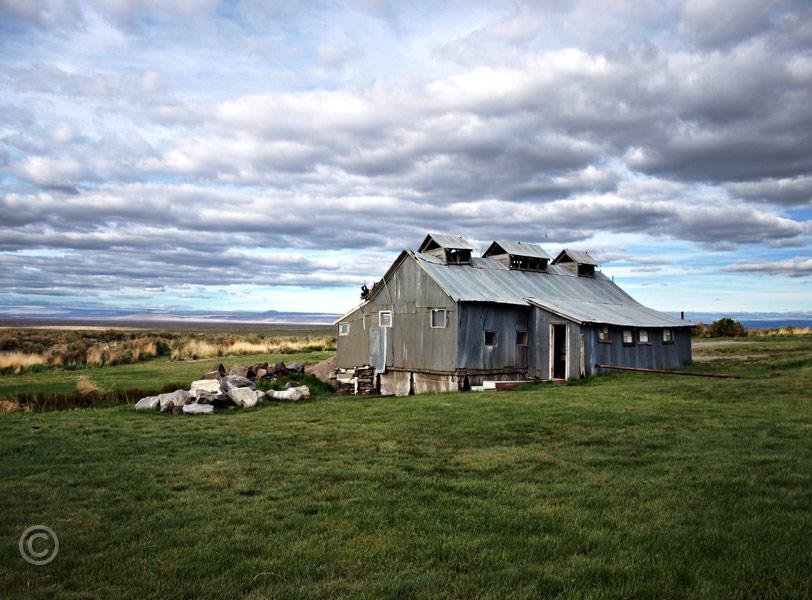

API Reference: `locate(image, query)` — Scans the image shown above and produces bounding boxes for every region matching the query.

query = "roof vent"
[552,249,598,277]
[418,233,475,265]
[483,240,551,272]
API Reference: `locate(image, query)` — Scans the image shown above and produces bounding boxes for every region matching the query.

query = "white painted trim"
[430,308,447,329]
[379,310,393,328]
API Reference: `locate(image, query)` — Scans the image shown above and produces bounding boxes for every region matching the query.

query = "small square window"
[484,330,498,347]
[430,308,447,328]
[339,322,350,336]
[622,329,634,345]
[663,328,674,344]
[638,329,649,344]
[598,326,611,343]
[379,311,392,328]
[516,331,528,346]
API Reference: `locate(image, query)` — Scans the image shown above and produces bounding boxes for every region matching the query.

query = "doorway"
[550,323,567,380]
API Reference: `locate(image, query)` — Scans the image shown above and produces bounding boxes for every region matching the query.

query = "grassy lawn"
[0,351,333,399]
[0,338,810,598]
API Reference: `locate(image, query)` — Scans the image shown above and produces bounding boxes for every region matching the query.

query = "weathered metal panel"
[458,303,530,371]
[335,255,458,371]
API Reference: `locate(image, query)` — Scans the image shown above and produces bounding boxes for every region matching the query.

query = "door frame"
[549,322,569,380]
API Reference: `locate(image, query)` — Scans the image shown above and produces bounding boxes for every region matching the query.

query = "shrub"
[706,317,748,338]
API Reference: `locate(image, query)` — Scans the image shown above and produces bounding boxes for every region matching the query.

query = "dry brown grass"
[170,335,335,361]
[749,326,812,336]
[0,399,19,413]
[0,351,45,372]
[75,377,101,396]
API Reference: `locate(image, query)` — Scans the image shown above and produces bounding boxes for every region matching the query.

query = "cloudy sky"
[1,0,810,315]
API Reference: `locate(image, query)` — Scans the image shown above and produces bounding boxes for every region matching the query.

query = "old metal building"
[335,234,692,395]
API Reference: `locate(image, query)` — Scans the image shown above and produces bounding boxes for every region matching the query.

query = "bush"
[706,317,748,338]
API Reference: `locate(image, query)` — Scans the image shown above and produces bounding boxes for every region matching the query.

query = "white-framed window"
[430,308,447,329]
[598,326,611,343]
[338,322,350,336]
[663,328,674,344]
[638,329,649,344]
[379,310,392,328]
[623,329,634,345]
[484,330,498,347]
[516,330,528,346]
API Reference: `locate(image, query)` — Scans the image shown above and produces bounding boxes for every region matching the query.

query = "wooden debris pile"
[333,365,376,395]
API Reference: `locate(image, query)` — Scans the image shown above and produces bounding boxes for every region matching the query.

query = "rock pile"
[135,360,310,415]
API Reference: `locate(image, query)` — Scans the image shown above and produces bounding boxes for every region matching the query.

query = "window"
[622,329,634,345]
[663,328,674,344]
[430,308,447,329]
[484,330,498,347]
[638,329,649,344]
[338,322,350,336]
[598,326,611,343]
[379,310,392,328]
[516,330,528,346]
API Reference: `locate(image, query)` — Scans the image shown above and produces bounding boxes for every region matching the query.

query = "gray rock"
[228,364,249,378]
[203,370,222,380]
[158,389,193,411]
[134,396,160,411]
[183,403,214,415]
[271,361,287,375]
[227,387,257,408]
[287,362,305,373]
[255,389,265,400]
[220,375,256,392]
[254,368,268,380]
[194,392,217,405]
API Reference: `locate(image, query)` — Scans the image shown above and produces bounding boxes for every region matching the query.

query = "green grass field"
[0,337,810,598]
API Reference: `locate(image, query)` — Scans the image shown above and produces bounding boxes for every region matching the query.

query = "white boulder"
[134,396,160,411]
[270,385,310,402]
[190,379,222,394]
[183,403,214,415]
[227,387,258,407]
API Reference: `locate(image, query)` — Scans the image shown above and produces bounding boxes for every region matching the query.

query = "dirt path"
[692,340,748,349]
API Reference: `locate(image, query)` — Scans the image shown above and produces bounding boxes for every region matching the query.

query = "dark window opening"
[484,330,498,347]
[509,256,548,272]
[516,330,528,346]
[598,326,611,343]
[578,264,595,277]
[663,329,674,344]
[445,248,472,264]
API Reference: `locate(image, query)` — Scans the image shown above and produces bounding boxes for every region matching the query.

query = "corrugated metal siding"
[335,255,458,371]
[458,303,530,371]
[586,326,693,374]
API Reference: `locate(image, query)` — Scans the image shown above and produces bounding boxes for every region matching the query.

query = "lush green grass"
[0,351,333,399]
[0,338,810,598]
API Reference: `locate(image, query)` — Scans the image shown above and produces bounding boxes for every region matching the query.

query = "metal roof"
[413,251,691,328]
[526,298,689,328]
[553,249,599,266]
[484,240,551,260]
[418,233,477,252]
